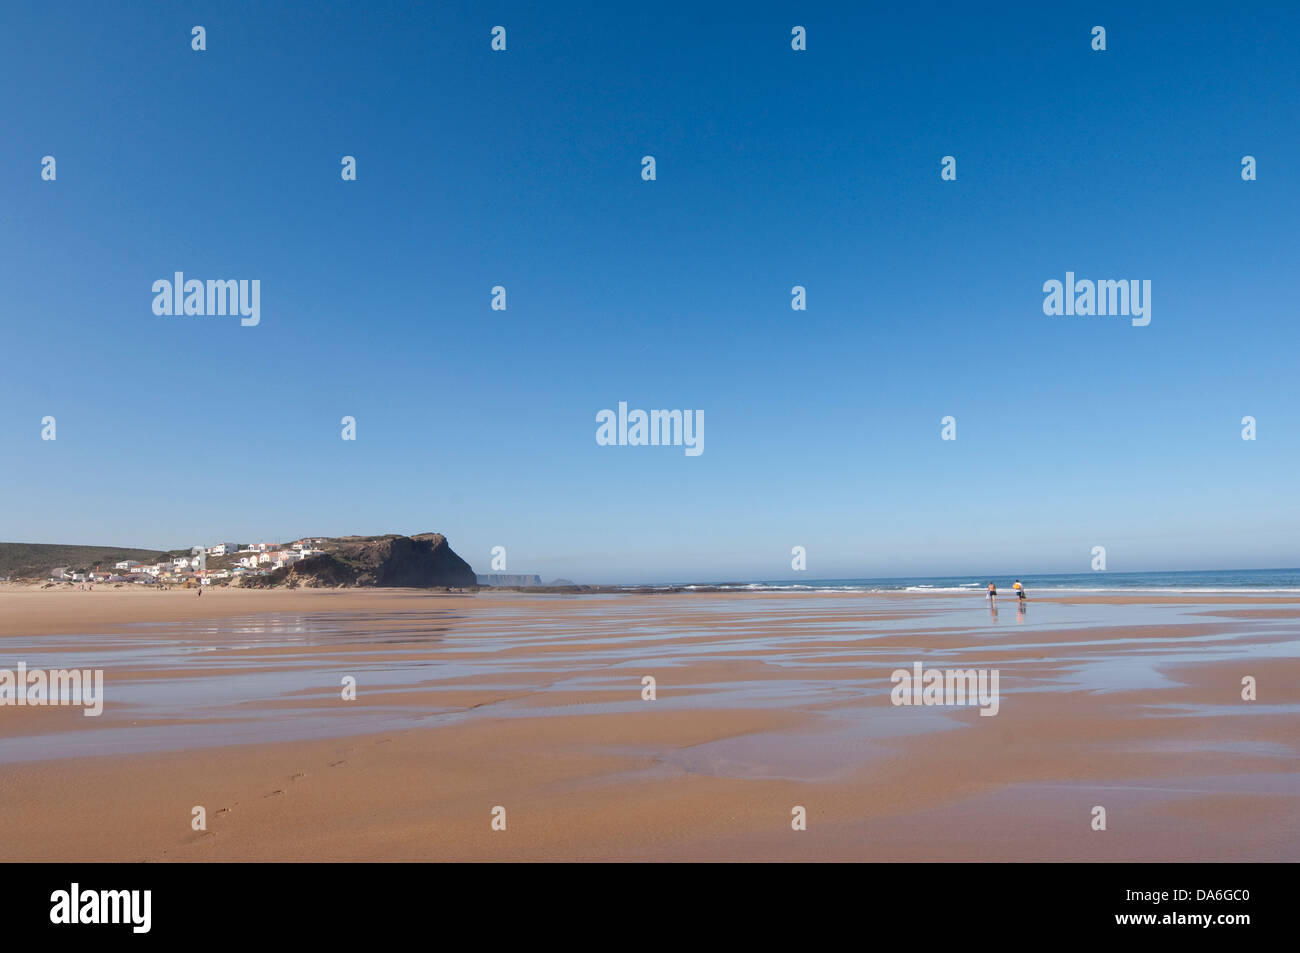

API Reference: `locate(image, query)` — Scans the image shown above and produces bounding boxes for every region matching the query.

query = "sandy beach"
[0,584,1296,861]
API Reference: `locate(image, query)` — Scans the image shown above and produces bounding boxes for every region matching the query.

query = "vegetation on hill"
[0,542,167,578]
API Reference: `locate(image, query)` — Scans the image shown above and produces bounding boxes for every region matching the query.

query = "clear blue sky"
[2,2,1297,583]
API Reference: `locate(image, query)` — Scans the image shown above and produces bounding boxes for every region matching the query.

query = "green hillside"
[0,542,169,578]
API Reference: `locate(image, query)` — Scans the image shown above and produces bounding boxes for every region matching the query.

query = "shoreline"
[2,581,1299,638]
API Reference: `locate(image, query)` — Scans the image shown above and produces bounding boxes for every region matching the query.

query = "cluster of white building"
[51,539,329,587]
[233,540,328,571]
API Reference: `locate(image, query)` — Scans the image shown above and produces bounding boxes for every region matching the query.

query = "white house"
[115,559,143,570]
[206,543,238,556]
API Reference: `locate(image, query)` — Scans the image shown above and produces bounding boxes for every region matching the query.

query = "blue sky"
[2,1,1298,583]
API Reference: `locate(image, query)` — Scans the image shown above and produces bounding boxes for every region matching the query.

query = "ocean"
[668,568,1300,594]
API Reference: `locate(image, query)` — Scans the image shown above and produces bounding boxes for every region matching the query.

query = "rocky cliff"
[249,533,476,589]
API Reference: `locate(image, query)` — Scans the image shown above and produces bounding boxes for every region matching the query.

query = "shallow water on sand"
[0,595,1297,765]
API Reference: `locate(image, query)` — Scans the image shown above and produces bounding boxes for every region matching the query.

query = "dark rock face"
[258,533,476,589]
[356,533,476,588]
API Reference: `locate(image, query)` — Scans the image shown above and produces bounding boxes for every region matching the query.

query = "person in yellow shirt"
[1013,580,1026,603]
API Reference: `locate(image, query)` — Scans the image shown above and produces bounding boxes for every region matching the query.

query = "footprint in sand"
[291,772,306,781]
[329,759,347,767]
[215,807,232,817]
[264,789,285,798]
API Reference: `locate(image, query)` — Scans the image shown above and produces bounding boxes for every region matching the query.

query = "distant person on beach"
[986,582,997,603]
[1013,579,1026,603]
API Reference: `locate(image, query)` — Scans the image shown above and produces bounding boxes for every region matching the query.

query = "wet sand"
[0,585,1296,861]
